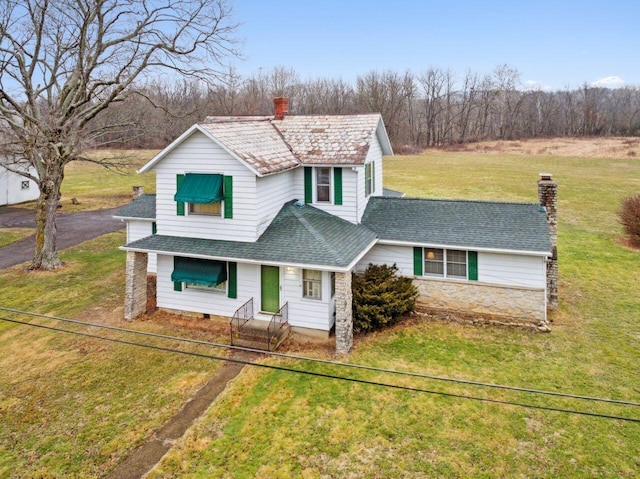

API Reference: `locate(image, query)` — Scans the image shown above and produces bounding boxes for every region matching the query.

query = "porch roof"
[122,201,377,270]
[113,194,156,220]
[362,197,552,254]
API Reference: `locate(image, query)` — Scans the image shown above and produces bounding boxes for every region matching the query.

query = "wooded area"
[100,65,640,151]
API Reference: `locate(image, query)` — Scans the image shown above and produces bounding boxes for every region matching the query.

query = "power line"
[1,306,639,408]
[1,315,639,424]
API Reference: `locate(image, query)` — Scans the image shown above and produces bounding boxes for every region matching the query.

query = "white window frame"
[302,269,323,300]
[188,201,222,216]
[185,280,227,293]
[315,167,332,203]
[424,248,468,279]
[365,163,373,196]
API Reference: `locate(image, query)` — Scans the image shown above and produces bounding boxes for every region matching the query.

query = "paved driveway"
[0,205,125,269]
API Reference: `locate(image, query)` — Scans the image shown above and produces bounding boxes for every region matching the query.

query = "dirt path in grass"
[0,205,125,269]
[105,350,259,479]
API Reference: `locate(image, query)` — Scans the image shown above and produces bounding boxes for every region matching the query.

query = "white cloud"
[590,76,625,88]
[523,80,552,91]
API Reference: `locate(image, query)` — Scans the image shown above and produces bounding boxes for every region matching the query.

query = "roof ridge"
[370,196,539,207]
[287,204,346,265]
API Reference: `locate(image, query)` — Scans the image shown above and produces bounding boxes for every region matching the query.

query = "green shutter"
[365,163,371,196]
[173,281,182,292]
[468,251,478,281]
[228,262,237,298]
[223,176,233,219]
[176,174,185,216]
[333,168,343,205]
[372,161,376,193]
[413,247,423,276]
[304,167,313,204]
[152,222,157,235]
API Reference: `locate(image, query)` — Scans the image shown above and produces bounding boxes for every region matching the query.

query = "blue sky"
[231,0,639,90]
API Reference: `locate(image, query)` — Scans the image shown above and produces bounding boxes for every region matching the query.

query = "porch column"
[124,251,148,320]
[335,271,353,355]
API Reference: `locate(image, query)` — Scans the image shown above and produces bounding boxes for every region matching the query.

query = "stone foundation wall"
[414,278,548,330]
[124,251,148,320]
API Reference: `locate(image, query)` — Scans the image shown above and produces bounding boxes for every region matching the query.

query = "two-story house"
[117,98,556,354]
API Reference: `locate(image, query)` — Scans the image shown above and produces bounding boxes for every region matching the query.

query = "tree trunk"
[31,163,64,270]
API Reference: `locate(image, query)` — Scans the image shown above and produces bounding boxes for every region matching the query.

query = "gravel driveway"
[0,205,125,269]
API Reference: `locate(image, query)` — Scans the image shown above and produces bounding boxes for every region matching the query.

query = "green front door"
[261,265,280,313]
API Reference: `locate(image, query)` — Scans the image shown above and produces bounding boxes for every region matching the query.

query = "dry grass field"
[443,136,640,159]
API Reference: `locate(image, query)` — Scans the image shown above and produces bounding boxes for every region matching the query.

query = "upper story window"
[364,162,375,196]
[189,202,221,216]
[304,167,342,206]
[175,173,233,219]
[316,168,331,202]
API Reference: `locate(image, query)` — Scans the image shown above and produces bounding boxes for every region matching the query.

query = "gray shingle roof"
[114,194,156,219]
[274,114,384,165]
[123,201,377,269]
[362,197,551,254]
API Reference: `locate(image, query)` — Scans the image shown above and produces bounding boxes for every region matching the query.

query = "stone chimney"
[274,97,289,120]
[132,186,144,199]
[538,173,558,309]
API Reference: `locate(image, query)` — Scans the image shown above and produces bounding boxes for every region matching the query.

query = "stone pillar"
[124,251,148,320]
[334,271,353,355]
[538,173,558,309]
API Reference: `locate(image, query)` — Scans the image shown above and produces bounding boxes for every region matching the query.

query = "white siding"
[126,220,157,273]
[282,267,334,331]
[0,165,39,206]
[154,131,259,242]
[478,252,546,288]
[156,255,335,331]
[156,255,258,317]
[357,135,384,222]
[357,244,414,275]
[359,244,546,289]
[295,166,359,224]
[255,170,297,236]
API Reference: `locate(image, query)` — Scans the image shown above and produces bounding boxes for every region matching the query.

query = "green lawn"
[0,232,229,478]
[0,227,33,247]
[1,150,639,477]
[147,152,640,478]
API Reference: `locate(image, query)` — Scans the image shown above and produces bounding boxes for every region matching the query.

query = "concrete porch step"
[231,319,290,351]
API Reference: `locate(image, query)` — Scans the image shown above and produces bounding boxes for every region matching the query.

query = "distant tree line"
[97,65,640,151]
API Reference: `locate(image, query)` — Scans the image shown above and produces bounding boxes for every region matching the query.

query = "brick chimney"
[132,185,144,199]
[538,173,558,309]
[274,97,289,120]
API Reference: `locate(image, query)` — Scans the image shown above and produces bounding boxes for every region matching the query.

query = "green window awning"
[174,173,224,204]
[171,257,227,287]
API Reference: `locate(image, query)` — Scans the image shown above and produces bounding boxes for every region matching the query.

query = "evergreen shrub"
[352,263,417,333]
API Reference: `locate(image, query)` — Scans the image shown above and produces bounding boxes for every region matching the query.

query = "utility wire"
[1,315,640,424]
[1,306,639,408]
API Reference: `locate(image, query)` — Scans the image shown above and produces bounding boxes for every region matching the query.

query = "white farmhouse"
[118,98,556,354]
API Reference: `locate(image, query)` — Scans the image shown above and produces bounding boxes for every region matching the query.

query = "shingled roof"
[199,118,299,176]
[123,200,377,270]
[362,197,552,254]
[113,194,156,219]
[274,114,390,164]
[140,112,392,175]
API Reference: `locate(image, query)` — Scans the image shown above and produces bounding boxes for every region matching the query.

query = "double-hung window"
[175,173,233,218]
[364,163,373,196]
[303,269,322,300]
[424,248,468,279]
[316,168,331,202]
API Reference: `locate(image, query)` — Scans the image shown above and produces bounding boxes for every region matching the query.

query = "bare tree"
[0,0,238,269]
